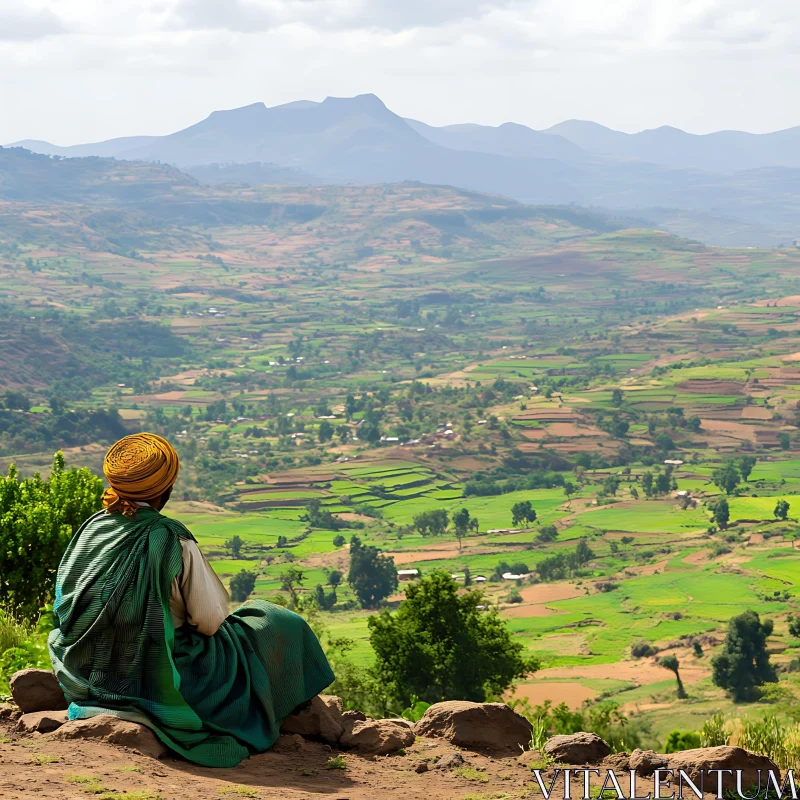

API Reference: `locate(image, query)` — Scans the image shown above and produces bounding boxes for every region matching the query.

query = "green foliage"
[401,696,431,723]
[774,499,790,521]
[348,535,397,609]
[738,714,800,771]
[700,713,730,747]
[713,497,730,530]
[0,607,53,693]
[333,535,346,548]
[663,729,702,753]
[712,610,776,701]
[788,616,800,639]
[0,452,103,618]
[413,509,449,536]
[518,699,642,753]
[305,499,346,531]
[230,569,257,603]
[224,535,244,558]
[313,584,337,611]
[511,500,537,527]
[738,455,757,482]
[713,462,740,495]
[368,571,538,705]
[536,524,558,543]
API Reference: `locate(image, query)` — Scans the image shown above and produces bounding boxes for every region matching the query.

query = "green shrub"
[664,730,702,753]
[701,713,730,747]
[737,714,800,770]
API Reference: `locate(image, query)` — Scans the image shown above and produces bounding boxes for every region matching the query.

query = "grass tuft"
[325,755,347,770]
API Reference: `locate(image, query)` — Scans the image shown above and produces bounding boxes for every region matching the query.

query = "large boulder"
[9,670,67,714]
[415,701,533,751]
[16,710,68,734]
[667,746,779,793]
[543,732,610,764]
[50,715,168,759]
[339,719,415,756]
[280,695,345,745]
[629,748,668,776]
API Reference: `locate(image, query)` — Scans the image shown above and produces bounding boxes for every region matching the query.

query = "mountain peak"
[322,93,388,113]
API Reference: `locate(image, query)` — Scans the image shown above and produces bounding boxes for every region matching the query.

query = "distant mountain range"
[8,94,800,246]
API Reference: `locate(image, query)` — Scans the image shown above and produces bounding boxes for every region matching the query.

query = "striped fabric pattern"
[48,507,334,767]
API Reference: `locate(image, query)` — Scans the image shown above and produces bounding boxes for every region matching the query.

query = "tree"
[738,455,757,482]
[413,509,449,536]
[611,388,623,407]
[537,524,558,543]
[326,569,343,587]
[780,433,791,451]
[224,535,244,559]
[563,481,576,505]
[711,610,776,701]
[713,462,740,495]
[348,535,398,609]
[788,616,800,639]
[603,474,620,496]
[511,501,537,527]
[660,655,687,699]
[655,473,671,495]
[0,452,103,618]
[713,497,730,530]
[333,534,346,547]
[313,584,337,611]
[463,565,472,587]
[452,508,474,549]
[641,471,654,497]
[230,569,257,603]
[368,570,538,705]
[318,420,334,443]
[774,499,790,521]
[279,566,306,608]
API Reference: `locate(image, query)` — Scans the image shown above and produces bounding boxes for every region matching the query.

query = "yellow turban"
[102,433,180,518]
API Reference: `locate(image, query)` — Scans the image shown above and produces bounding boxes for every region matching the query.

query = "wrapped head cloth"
[103,433,180,517]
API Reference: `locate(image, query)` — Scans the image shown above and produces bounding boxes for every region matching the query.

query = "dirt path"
[0,722,578,800]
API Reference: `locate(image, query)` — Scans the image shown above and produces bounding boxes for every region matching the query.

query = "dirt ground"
[509,681,597,709]
[0,720,599,800]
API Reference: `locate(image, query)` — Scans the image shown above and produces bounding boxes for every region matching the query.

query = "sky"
[1,0,799,144]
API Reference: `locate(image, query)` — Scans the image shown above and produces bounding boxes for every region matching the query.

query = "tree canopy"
[0,452,102,617]
[368,570,538,705]
[348,535,398,609]
[711,610,776,701]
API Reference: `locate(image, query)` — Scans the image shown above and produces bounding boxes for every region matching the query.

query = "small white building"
[474,576,487,583]
[502,572,530,581]
[397,569,419,581]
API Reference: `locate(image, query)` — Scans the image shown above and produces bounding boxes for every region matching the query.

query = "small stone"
[415,701,533,752]
[9,670,67,714]
[629,748,667,776]
[16,710,69,734]
[339,719,416,756]
[274,733,305,751]
[543,732,610,764]
[415,762,429,774]
[0,703,21,721]
[49,715,167,759]
[434,752,467,770]
[281,695,345,745]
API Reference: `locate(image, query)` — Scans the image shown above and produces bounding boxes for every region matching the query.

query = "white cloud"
[1,0,800,143]
[0,5,66,40]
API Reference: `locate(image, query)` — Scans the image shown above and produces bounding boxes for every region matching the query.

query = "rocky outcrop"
[16,710,68,734]
[415,701,532,751]
[543,732,610,764]
[9,669,67,714]
[629,748,669,776]
[667,746,779,793]
[50,715,168,760]
[280,694,345,745]
[339,719,415,756]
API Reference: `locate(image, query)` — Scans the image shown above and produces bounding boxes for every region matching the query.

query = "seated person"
[48,433,334,767]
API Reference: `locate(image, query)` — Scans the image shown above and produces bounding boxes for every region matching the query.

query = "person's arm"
[178,539,230,636]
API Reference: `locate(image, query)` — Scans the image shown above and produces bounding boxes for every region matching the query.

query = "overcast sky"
[1,0,798,144]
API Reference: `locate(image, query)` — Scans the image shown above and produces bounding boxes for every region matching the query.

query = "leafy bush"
[401,696,431,723]
[738,714,800,771]
[664,730,702,753]
[0,452,103,618]
[230,569,257,602]
[506,591,523,604]
[631,640,658,658]
[701,713,730,747]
